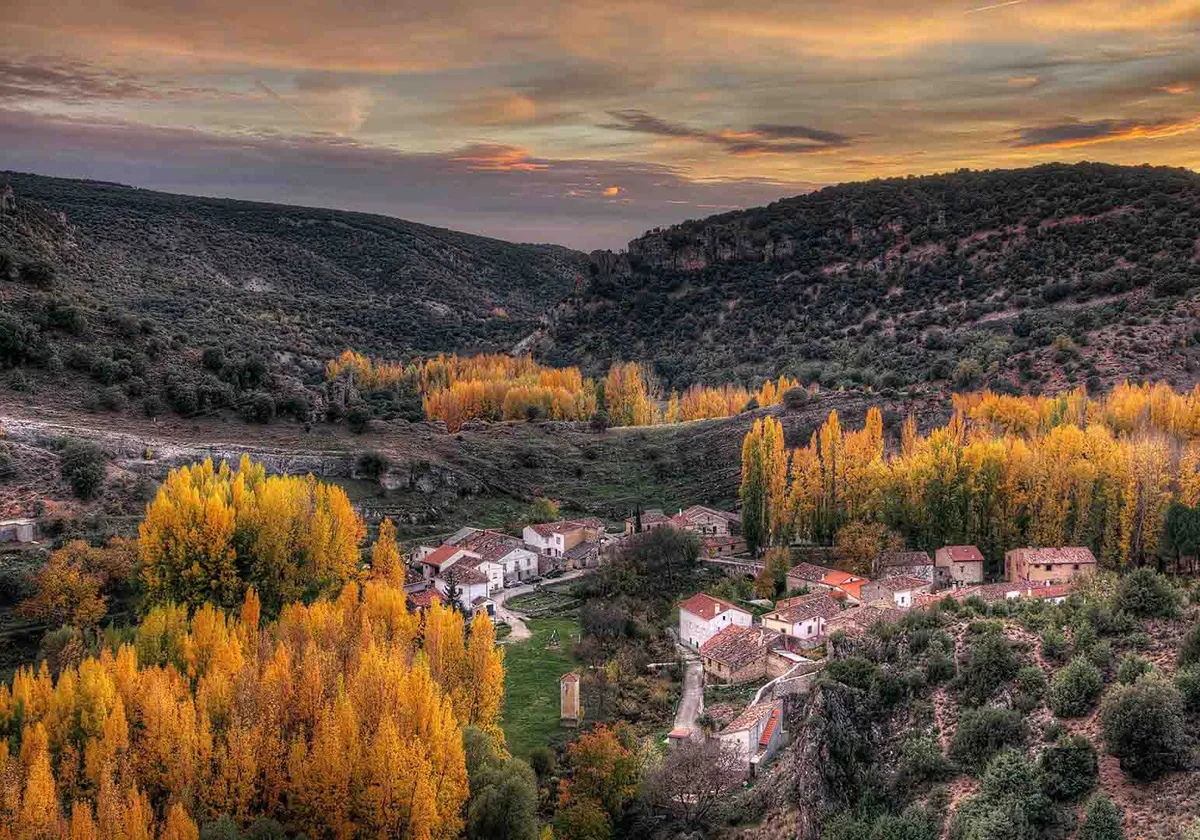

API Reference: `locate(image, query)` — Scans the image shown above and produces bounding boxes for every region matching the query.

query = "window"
[1045,564,1052,571]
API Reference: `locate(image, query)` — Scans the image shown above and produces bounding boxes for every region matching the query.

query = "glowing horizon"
[2,0,1198,248]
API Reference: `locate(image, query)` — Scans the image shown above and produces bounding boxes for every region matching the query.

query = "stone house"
[671,505,740,537]
[1004,547,1096,585]
[861,575,932,609]
[624,508,672,535]
[0,519,36,543]
[718,698,785,777]
[874,550,947,589]
[523,518,605,559]
[760,593,842,641]
[935,545,985,585]
[784,561,839,593]
[701,625,782,684]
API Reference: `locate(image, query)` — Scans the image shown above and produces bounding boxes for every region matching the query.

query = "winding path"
[492,568,591,644]
[673,646,704,736]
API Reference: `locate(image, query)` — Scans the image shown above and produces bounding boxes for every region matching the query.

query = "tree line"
[327,349,801,432]
[740,382,1200,570]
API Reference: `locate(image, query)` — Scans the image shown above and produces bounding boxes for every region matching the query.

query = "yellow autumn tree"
[371,518,405,586]
[1,571,496,840]
[139,456,365,613]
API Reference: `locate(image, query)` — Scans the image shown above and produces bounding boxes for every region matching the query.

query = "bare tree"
[645,737,745,828]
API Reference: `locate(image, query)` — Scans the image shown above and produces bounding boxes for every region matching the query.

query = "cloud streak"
[1012,114,1200,149]
[600,109,852,155]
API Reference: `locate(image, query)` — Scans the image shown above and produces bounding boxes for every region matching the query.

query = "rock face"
[0,183,15,214]
[623,224,796,272]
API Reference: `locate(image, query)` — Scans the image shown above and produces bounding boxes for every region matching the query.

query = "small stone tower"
[560,672,580,727]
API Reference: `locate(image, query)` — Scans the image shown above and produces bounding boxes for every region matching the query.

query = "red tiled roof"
[441,564,487,586]
[423,544,463,569]
[877,550,933,568]
[759,709,780,746]
[700,625,780,670]
[722,700,778,734]
[409,589,441,609]
[679,505,739,524]
[529,518,604,537]
[828,605,903,632]
[1007,547,1096,566]
[875,574,930,591]
[936,545,984,565]
[679,593,745,621]
[770,593,841,624]
[787,561,838,583]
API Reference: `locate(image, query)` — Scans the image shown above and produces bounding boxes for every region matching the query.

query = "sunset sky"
[3,0,1198,248]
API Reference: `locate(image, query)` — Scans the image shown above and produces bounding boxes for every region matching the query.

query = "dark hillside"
[0,171,586,420]
[541,163,1200,392]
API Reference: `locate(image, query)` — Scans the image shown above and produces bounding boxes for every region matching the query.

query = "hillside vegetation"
[0,171,584,423]
[543,163,1200,392]
[736,572,1200,840]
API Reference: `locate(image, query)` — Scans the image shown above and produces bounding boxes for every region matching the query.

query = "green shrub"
[1078,794,1124,840]
[956,631,1022,706]
[59,438,107,499]
[1113,568,1180,618]
[1015,665,1046,699]
[1040,627,1069,662]
[1175,667,1200,714]
[1115,654,1152,685]
[1038,734,1097,802]
[527,745,556,780]
[1179,622,1200,668]
[356,451,390,480]
[896,734,954,790]
[949,706,1026,774]
[347,404,371,433]
[1100,676,1188,781]
[1048,657,1103,718]
[1086,639,1114,672]
[97,385,125,411]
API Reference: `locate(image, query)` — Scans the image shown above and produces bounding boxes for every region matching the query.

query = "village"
[386,499,1102,780]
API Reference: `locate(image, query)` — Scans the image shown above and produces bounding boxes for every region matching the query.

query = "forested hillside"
[0,172,584,422]
[542,163,1200,392]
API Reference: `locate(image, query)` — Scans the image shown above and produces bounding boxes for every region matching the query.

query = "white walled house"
[496,545,540,581]
[761,594,842,640]
[718,699,785,777]
[678,593,752,648]
[861,575,932,609]
[522,519,604,558]
[434,564,490,611]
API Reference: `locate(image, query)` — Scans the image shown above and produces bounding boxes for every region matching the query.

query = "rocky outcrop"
[621,223,798,273]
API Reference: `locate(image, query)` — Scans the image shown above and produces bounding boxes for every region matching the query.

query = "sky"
[2,0,1199,249]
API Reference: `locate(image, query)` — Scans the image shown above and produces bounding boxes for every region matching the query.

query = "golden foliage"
[138,457,365,613]
[764,383,1200,568]
[330,350,802,430]
[0,577,500,840]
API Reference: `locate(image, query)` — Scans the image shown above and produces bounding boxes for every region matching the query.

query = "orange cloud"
[1007,76,1039,87]
[450,144,549,171]
[1158,84,1193,95]
[1014,115,1200,150]
[602,186,620,196]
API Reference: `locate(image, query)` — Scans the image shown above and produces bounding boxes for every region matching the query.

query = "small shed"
[0,519,36,544]
[560,672,581,727]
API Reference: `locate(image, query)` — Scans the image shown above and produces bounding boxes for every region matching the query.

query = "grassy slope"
[501,616,581,757]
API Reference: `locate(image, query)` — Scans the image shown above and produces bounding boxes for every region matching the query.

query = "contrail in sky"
[965,0,1026,13]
